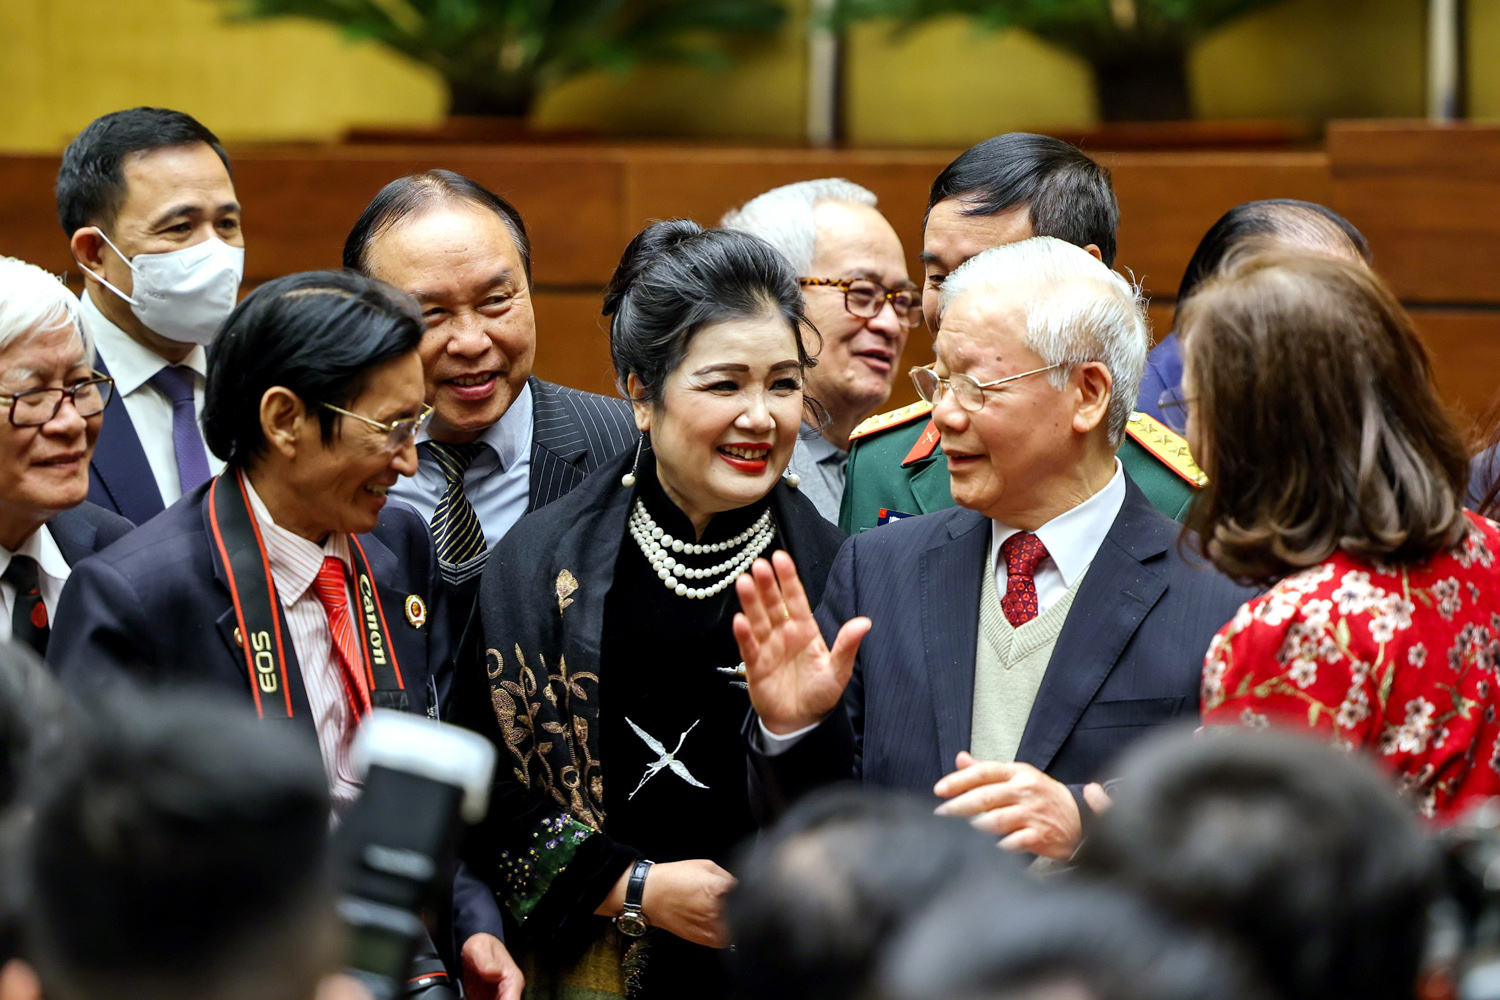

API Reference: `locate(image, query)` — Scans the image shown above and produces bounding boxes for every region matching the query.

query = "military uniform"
[837,402,1206,535]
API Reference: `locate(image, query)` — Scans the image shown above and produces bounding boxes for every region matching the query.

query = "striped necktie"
[425,441,489,565]
[310,556,370,740]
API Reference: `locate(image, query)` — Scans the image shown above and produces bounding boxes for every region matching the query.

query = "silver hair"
[938,236,1149,446]
[0,256,92,363]
[720,178,879,275]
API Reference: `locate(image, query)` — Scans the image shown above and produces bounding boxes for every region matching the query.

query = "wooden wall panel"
[532,290,619,398]
[1106,152,1333,299]
[1,131,1496,423]
[1409,309,1500,434]
[0,156,68,273]
[1328,122,1500,304]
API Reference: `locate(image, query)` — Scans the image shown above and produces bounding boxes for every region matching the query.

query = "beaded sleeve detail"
[497,812,597,923]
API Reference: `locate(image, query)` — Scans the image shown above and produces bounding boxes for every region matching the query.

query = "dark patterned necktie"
[1000,532,1049,627]
[425,442,489,565]
[5,555,49,656]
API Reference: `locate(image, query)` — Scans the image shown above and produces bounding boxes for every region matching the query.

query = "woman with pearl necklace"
[462,219,846,999]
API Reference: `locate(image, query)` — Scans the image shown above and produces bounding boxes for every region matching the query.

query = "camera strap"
[208,470,408,720]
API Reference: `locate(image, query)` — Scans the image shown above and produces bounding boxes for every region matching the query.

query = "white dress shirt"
[243,477,363,812]
[987,459,1126,615]
[759,460,1127,754]
[80,292,225,506]
[0,526,69,643]
[388,380,534,548]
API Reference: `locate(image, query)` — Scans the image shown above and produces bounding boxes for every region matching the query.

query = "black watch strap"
[625,858,653,910]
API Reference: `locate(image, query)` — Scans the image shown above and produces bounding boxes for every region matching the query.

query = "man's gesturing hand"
[461,933,524,1000]
[934,752,1083,860]
[733,551,870,736]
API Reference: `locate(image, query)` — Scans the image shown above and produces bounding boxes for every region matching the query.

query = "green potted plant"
[830,0,1285,121]
[212,0,788,119]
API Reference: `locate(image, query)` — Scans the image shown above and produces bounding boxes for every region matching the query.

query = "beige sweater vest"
[968,559,1085,763]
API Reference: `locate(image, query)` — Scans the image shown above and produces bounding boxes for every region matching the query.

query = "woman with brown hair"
[1184,252,1500,822]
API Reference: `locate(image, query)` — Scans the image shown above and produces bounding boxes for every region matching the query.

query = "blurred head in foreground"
[21,686,342,1000]
[726,787,1021,1000]
[879,879,1266,1000]
[1075,728,1439,1000]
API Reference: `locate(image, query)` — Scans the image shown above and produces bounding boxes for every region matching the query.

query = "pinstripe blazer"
[748,475,1259,817]
[526,376,636,513]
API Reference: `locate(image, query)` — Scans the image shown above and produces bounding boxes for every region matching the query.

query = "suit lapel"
[527,377,589,512]
[46,508,97,567]
[1014,481,1172,771]
[922,508,989,771]
[89,357,165,525]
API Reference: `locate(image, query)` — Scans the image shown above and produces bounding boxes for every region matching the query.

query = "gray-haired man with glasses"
[735,237,1256,864]
[0,257,133,657]
[723,179,918,521]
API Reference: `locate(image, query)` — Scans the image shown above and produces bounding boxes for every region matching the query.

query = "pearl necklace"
[629,500,776,600]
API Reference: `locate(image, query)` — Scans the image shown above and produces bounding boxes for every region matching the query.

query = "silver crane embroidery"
[625,718,709,799]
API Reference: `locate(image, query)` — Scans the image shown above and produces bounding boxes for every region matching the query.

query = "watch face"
[616,911,649,938]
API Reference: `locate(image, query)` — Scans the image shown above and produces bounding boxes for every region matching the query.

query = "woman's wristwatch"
[615,858,654,937]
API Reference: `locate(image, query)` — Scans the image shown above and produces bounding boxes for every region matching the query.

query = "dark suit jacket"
[441,377,635,643]
[48,501,135,568]
[749,475,1259,817]
[47,480,504,952]
[87,356,176,526]
[526,376,636,511]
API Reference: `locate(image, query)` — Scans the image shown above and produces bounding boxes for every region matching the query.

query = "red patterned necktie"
[311,556,371,735]
[1000,532,1050,627]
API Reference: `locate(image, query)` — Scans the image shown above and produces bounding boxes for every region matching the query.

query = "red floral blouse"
[1202,511,1500,823]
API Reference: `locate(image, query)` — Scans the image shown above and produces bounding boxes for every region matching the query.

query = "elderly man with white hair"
[0,257,133,657]
[722,179,918,521]
[734,237,1257,859]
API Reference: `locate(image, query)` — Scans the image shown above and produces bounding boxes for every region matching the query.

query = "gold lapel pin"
[404,594,427,629]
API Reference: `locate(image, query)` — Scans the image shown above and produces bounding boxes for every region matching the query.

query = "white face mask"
[82,229,244,346]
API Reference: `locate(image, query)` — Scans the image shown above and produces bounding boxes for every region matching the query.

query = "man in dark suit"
[58,107,245,525]
[735,237,1257,861]
[0,256,133,659]
[343,171,635,634]
[49,270,523,1000]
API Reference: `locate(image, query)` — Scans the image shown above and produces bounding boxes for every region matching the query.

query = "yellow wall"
[0,0,1487,151]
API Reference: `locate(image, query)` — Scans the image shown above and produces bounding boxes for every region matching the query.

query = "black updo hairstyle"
[603,219,818,406]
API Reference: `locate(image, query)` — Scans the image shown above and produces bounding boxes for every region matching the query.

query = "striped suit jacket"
[526,377,637,513]
[748,476,1259,818]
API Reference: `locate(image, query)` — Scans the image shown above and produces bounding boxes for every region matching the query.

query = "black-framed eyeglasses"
[0,373,114,427]
[798,277,924,329]
[321,402,434,452]
[1157,387,1195,434]
[910,362,1064,413]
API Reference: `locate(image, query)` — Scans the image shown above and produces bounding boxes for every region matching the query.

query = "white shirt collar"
[415,379,533,472]
[988,459,1127,589]
[0,524,70,585]
[242,474,351,605]
[79,291,208,395]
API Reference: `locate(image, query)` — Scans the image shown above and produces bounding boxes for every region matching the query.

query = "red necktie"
[311,556,371,734]
[1000,532,1049,627]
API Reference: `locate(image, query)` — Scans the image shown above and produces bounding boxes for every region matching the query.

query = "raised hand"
[733,551,870,736]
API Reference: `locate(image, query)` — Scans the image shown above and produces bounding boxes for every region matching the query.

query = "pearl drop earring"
[621,434,645,488]
[784,471,801,489]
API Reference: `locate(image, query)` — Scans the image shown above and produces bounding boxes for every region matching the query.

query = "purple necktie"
[149,366,212,494]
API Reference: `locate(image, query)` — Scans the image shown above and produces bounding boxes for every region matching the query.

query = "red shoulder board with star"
[901,419,941,467]
[849,400,934,443]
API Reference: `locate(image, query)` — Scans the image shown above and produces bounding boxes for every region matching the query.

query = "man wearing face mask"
[57,107,245,525]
